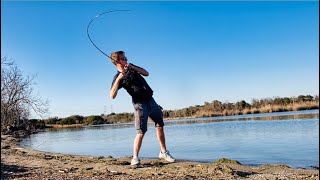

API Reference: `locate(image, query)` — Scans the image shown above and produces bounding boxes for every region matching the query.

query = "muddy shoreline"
[1,135,319,179]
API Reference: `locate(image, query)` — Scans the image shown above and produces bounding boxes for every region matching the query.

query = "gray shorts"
[133,97,164,134]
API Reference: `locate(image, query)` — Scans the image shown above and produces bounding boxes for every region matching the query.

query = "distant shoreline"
[39,96,318,127]
[46,108,319,129]
[163,102,319,120]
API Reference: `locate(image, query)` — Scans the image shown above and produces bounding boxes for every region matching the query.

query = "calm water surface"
[21,110,319,169]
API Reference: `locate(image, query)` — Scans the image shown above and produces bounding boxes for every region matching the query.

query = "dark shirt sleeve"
[130,63,143,70]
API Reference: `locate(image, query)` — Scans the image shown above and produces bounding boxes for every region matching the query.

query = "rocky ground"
[1,135,319,180]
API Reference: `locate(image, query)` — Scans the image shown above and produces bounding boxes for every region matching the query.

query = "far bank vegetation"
[42,95,319,126]
[165,95,319,119]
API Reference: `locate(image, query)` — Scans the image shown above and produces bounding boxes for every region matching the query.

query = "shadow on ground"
[1,163,31,180]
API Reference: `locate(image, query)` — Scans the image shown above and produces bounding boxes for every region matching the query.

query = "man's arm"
[110,73,124,99]
[126,63,149,76]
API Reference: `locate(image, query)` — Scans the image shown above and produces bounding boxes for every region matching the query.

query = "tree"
[234,100,250,111]
[251,98,261,108]
[211,100,223,111]
[1,57,48,133]
[44,117,60,124]
[59,115,84,124]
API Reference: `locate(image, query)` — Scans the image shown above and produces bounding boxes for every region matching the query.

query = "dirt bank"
[1,135,318,180]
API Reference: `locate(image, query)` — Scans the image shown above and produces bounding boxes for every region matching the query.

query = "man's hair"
[110,51,125,65]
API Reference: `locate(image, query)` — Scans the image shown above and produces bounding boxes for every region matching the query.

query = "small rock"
[110,170,121,175]
[44,154,53,160]
[2,145,10,149]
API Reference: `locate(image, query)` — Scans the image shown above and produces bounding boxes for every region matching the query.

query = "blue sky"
[2,1,319,119]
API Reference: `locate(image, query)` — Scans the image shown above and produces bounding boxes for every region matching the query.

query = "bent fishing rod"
[87,9,130,64]
[15,10,132,161]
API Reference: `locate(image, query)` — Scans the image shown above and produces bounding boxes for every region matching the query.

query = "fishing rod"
[87,9,130,63]
[14,10,131,163]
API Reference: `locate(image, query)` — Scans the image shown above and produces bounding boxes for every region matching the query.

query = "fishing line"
[87,10,131,63]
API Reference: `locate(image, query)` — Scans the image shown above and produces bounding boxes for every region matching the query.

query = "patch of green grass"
[213,158,241,165]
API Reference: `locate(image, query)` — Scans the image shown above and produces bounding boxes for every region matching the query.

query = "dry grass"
[46,124,83,128]
[292,101,319,111]
[244,101,318,115]
[193,101,318,118]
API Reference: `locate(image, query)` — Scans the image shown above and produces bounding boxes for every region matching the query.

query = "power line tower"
[104,106,107,115]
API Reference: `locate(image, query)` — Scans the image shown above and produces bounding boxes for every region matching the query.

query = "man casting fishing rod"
[109,51,175,166]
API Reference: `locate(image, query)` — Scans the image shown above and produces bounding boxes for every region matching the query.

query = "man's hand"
[124,63,132,71]
[125,63,149,76]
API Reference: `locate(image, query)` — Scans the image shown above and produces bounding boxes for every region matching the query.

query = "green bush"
[28,119,46,129]
[58,115,84,125]
[44,117,60,124]
[83,115,104,125]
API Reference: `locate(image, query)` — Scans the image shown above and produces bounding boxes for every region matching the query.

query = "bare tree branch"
[1,57,49,133]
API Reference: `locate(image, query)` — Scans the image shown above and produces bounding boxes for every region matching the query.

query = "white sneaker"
[158,150,175,163]
[131,157,140,165]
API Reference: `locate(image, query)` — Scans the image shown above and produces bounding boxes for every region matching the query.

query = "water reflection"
[165,113,319,126]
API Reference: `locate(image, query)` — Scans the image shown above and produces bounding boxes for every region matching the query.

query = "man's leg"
[132,101,148,165]
[156,126,167,153]
[156,126,175,162]
[133,132,145,158]
[150,98,175,162]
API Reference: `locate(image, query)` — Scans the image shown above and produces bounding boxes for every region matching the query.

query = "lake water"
[21,110,319,169]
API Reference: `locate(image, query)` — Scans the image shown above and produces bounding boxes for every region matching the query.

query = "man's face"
[118,54,128,66]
